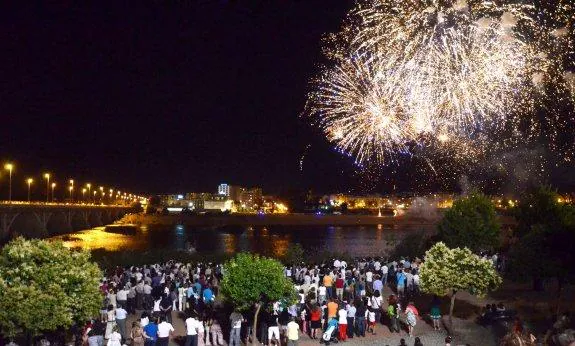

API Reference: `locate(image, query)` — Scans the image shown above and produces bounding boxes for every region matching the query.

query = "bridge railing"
[0,201,131,208]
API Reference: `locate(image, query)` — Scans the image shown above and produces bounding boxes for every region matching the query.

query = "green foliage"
[0,237,102,337]
[389,230,430,260]
[507,225,559,282]
[221,253,295,310]
[284,243,305,264]
[438,193,501,252]
[508,187,575,285]
[514,186,575,237]
[419,242,502,298]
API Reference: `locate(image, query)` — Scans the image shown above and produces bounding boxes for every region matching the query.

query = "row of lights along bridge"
[0,162,145,205]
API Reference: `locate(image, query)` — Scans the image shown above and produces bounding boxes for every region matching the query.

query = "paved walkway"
[125,284,499,346]
[125,311,495,346]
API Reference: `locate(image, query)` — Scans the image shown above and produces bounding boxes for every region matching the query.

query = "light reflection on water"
[50,223,434,257]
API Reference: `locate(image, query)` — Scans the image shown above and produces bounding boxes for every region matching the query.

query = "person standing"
[127,284,137,314]
[210,317,226,346]
[406,306,417,337]
[197,315,206,346]
[160,293,173,324]
[143,281,153,311]
[229,310,243,346]
[116,286,128,312]
[327,298,338,320]
[370,290,383,325]
[355,300,366,337]
[115,304,128,343]
[287,316,300,346]
[143,316,159,346]
[185,312,202,346]
[157,315,174,346]
[323,273,333,299]
[381,263,388,287]
[346,301,356,339]
[387,302,400,333]
[179,283,187,312]
[365,269,373,295]
[335,275,345,301]
[318,283,327,304]
[309,304,322,339]
[107,325,122,346]
[338,304,348,341]
[430,298,442,331]
[131,321,145,346]
[104,305,116,340]
[268,310,280,346]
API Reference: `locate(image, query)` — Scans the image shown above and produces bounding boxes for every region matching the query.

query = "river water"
[50,221,435,257]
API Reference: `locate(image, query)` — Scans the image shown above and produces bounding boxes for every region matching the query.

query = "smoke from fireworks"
[306,0,574,172]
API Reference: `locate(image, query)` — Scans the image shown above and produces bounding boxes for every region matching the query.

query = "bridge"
[0,203,134,240]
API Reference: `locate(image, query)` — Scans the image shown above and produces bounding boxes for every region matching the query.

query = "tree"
[221,253,295,345]
[437,192,501,252]
[0,237,102,338]
[508,187,575,299]
[284,243,305,264]
[419,242,502,328]
[514,186,575,238]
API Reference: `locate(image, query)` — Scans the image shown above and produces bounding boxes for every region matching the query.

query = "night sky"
[0,1,362,197]
[1,1,574,199]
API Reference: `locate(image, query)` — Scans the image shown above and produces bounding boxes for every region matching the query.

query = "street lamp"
[69,179,74,202]
[86,183,91,203]
[4,163,13,202]
[44,173,51,203]
[51,182,56,202]
[26,178,33,202]
[82,188,86,201]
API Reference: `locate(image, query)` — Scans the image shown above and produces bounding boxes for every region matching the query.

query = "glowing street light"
[86,183,92,203]
[4,163,13,202]
[82,188,86,201]
[69,179,74,202]
[44,173,51,203]
[51,182,56,202]
[26,178,33,202]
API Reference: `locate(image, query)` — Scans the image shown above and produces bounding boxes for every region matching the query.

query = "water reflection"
[54,227,148,251]
[50,223,434,257]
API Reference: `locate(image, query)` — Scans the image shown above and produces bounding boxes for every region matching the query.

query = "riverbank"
[122,213,442,228]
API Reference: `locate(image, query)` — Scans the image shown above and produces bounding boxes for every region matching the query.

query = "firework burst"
[306,0,574,169]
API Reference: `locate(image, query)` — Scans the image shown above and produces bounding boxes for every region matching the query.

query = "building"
[159,194,187,207]
[218,184,230,197]
[217,183,244,201]
[239,187,263,210]
[204,194,233,212]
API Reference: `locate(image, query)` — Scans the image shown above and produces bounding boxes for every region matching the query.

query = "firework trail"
[299,144,312,172]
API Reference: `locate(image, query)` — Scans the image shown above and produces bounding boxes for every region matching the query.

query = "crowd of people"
[74,256,447,346]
